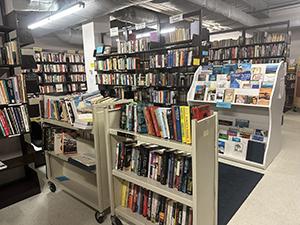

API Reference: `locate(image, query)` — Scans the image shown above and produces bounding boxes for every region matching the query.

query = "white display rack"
[187,62,286,171]
[43,99,132,223]
[104,106,218,225]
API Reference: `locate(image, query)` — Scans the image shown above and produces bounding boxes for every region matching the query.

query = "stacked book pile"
[0,105,30,137]
[115,142,193,194]
[0,41,20,65]
[0,75,27,104]
[120,103,211,144]
[120,182,193,225]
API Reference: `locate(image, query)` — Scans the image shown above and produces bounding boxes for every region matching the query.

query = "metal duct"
[186,0,260,26]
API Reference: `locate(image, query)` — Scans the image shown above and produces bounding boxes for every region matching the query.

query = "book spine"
[180,106,186,143]
[184,106,192,144]
[0,110,10,136]
[3,108,14,135]
[20,105,30,132]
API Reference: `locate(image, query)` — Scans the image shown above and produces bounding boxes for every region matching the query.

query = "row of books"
[43,64,67,73]
[117,38,149,54]
[40,85,65,94]
[211,37,242,48]
[149,90,177,105]
[120,103,211,144]
[245,32,287,45]
[35,52,84,63]
[0,41,20,65]
[149,49,193,68]
[96,72,193,88]
[121,181,193,225]
[209,47,238,60]
[67,83,87,92]
[0,75,27,104]
[116,141,193,194]
[0,105,30,137]
[166,28,190,43]
[239,44,286,58]
[70,74,86,82]
[67,54,84,63]
[69,64,85,73]
[95,57,139,71]
[41,74,65,83]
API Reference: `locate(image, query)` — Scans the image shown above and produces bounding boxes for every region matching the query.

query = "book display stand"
[104,105,218,225]
[187,62,286,170]
[43,98,132,223]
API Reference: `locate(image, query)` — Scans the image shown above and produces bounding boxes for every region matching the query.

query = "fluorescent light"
[160,27,176,34]
[28,2,85,30]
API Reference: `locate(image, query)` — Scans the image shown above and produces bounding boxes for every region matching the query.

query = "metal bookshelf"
[209,21,290,64]
[104,105,218,225]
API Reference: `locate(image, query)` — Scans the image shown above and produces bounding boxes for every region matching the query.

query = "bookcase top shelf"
[210,41,287,50]
[109,128,192,153]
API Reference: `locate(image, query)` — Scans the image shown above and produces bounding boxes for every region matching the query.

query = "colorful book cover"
[258,88,272,105]
[155,108,168,138]
[235,94,248,104]
[180,106,186,143]
[194,85,206,101]
[174,106,182,142]
[223,89,235,103]
[184,106,192,144]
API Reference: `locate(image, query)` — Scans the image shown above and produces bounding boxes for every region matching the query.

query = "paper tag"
[193,58,200,66]
[170,14,183,24]
[33,47,43,52]
[67,50,76,54]
[135,22,146,30]
[216,102,232,109]
[110,27,119,37]
[90,62,94,69]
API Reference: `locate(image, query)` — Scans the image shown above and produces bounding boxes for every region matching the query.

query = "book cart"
[43,99,131,223]
[187,62,286,171]
[103,105,218,225]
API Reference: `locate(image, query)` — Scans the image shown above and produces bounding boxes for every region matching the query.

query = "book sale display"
[188,61,286,170]
[104,101,218,225]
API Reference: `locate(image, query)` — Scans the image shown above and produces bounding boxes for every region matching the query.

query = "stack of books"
[0,41,20,65]
[0,105,30,137]
[119,103,211,144]
[120,182,193,225]
[115,142,193,194]
[0,75,27,104]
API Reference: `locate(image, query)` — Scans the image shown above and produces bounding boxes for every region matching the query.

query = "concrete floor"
[0,111,300,225]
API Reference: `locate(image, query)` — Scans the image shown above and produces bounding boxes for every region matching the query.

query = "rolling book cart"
[43,99,132,223]
[104,105,218,225]
[187,62,286,171]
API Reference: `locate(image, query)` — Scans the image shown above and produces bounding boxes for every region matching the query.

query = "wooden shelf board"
[109,128,192,153]
[113,170,193,207]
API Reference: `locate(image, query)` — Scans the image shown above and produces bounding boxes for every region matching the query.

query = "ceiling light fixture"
[28,2,85,30]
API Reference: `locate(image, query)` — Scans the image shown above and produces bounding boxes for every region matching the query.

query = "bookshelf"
[0,26,41,209]
[104,104,218,225]
[209,21,290,65]
[24,49,87,95]
[94,10,209,105]
[187,62,286,171]
[284,64,297,112]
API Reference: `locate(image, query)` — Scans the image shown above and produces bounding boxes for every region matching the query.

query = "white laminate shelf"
[109,128,192,153]
[42,118,79,130]
[112,169,193,207]
[189,100,270,109]
[115,206,154,225]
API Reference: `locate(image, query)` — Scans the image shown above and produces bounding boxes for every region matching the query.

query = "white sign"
[110,27,119,37]
[169,14,183,24]
[135,22,146,30]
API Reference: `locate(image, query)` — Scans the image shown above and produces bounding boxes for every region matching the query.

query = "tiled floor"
[0,112,300,225]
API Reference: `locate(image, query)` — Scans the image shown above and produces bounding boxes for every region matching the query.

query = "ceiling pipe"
[186,0,260,26]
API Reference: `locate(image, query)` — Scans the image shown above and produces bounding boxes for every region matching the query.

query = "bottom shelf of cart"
[50,178,99,209]
[115,206,155,225]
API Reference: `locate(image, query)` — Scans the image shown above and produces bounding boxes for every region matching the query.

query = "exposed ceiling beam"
[186,0,260,26]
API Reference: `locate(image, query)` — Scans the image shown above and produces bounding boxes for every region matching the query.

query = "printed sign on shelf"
[170,14,183,24]
[110,27,119,37]
[216,102,232,109]
[135,22,146,30]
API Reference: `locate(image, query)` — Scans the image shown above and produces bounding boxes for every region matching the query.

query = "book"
[194,85,206,101]
[223,89,235,103]
[258,88,272,105]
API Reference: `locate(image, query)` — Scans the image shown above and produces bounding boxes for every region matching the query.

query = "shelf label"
[110,27,119,37]
[170,14,183,24]
[33,47,43,52]
[216,102,232,109]
[135,22,146,30]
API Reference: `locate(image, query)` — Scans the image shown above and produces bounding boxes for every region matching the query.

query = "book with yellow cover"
[184,106,192,144]
[180,106,186,143]
[120,181,128,207]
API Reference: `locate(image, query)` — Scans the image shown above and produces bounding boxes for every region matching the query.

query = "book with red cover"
[143,190,149,217]
[191,105,211,121]
[149,106,161,137]
[127,183,134,209]
[144,107,155,136]
[0,110,10,136]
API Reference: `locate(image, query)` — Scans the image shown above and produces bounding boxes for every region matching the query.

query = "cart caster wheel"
[48,181,56,193]
[95,211,105,224]
[111,215,123,225]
